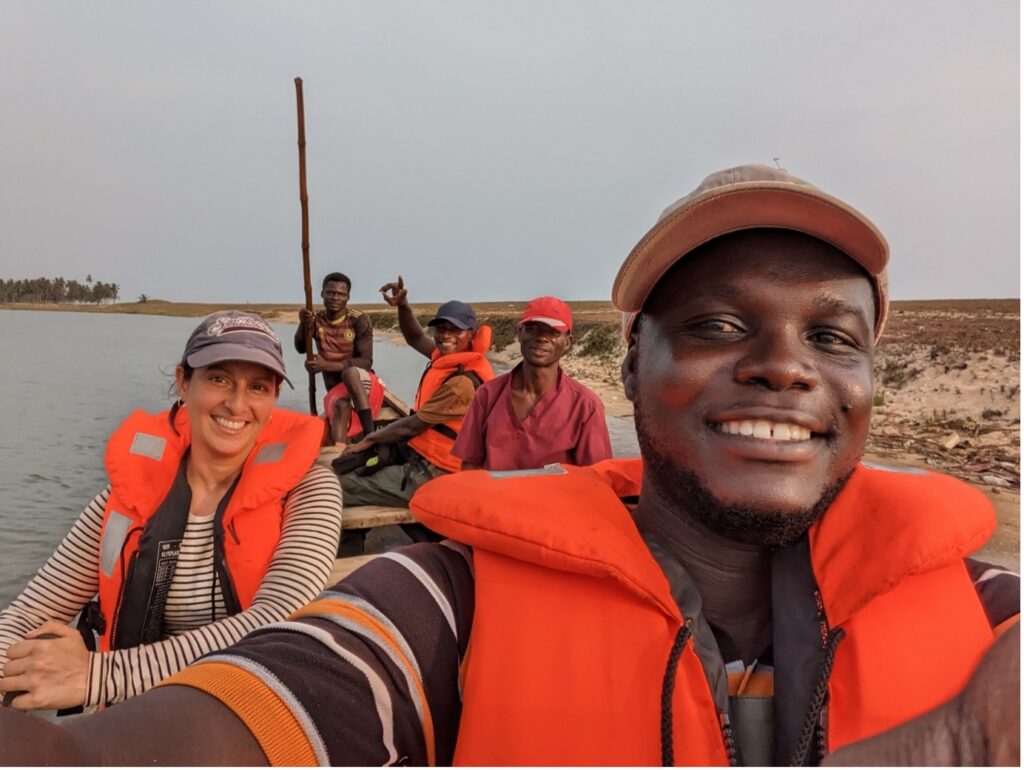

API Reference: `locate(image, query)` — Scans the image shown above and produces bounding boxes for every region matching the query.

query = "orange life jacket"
[409,459,997,765]
[95,407,324,652]
[407,325,495,472]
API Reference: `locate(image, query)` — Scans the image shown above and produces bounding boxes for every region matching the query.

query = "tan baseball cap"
[613,164,890,340]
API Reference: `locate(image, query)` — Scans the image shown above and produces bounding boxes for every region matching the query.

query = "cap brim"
[427,316,475,330]
[519,315,570,330]
[186,345,294,388]
[613,182,889,315]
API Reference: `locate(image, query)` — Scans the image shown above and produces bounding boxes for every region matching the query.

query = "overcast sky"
[0,1,1018,305]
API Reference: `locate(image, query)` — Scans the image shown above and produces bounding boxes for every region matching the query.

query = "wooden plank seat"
[343,504,414,530]
[336,505,415,557]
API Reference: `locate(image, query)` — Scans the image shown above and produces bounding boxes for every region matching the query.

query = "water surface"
[0,309,637,605]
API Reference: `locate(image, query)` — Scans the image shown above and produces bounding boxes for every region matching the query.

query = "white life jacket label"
[129,432,166,461]
[487,463,568,479]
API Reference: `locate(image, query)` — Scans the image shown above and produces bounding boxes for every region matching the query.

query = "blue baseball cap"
[427,300,478,330]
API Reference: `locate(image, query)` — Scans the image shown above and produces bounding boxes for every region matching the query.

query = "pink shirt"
[452,365,613,471]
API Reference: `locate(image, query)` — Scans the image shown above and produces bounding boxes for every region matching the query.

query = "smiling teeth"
[719,420,811,441]
[214,416,245,430]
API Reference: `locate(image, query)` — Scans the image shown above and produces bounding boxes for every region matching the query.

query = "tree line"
[0,275,120,304]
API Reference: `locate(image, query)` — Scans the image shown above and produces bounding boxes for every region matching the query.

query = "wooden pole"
[294,77,317,415]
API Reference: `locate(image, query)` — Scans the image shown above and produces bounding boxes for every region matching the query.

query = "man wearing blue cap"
[333,276,495,509]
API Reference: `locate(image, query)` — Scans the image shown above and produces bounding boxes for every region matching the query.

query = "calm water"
[0,309,638,605]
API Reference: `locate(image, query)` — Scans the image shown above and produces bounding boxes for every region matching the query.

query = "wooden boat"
[316,385,418,578]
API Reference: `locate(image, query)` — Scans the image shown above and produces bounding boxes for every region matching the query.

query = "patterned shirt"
[312,309,374,389]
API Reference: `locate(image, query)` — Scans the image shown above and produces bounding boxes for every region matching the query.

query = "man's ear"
[621,340,639,404]
[564,331,574,351]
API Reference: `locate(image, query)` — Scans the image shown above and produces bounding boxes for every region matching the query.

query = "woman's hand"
[0,622,90,710]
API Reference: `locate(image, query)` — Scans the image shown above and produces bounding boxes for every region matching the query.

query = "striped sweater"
[0,464,342,707]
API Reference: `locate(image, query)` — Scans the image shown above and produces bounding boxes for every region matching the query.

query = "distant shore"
[3,298,1019,566]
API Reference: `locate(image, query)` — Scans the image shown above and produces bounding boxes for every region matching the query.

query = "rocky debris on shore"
[866,303,1020,489]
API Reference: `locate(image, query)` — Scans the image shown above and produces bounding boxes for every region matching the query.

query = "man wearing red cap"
[453,296,612,471]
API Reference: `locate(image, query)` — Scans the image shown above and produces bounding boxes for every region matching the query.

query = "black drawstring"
[660,622,691,766]
[719,712,739,766]
[789,627,846,766]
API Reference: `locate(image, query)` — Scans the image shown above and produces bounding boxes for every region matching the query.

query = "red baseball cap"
[519,296,573,332]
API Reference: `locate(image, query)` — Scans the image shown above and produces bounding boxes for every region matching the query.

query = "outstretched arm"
[1,542,475,766]
[379,275,435,359]
[342,413,431,456]
[342,374,479,457]
[0,684,264,765]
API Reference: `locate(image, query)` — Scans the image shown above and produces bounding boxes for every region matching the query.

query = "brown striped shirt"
[162,543,1017,765]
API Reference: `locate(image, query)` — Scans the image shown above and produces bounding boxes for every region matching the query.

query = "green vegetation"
[1,276,119,304]
[361,310,592,354]
[879,357,923,389]
[923,408,980,436]
[481,316,518,351]
[0,299,297,318]
[574,321,621,359]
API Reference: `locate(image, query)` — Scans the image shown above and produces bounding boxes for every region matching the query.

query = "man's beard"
[635,402,854,548]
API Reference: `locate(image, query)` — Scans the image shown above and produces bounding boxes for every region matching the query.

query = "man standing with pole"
[294,76,317,416]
